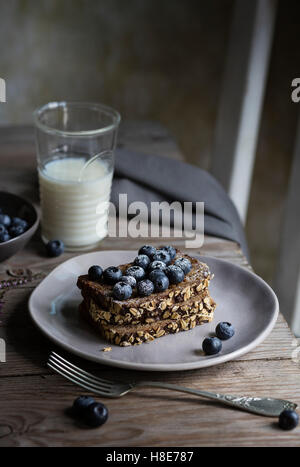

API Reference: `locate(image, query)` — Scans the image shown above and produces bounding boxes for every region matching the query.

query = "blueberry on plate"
[46,240,65,257]
[148,261,167,273]
[120,275,137,288]
[161,245,177,260]
[72,396,95,416]
[88,265,103,282]
[0,231,10,243]
[103,266,122,284]
[165,265,185,284]
[174,257,192,275]
[0,224,6,235]
[152,249,171,265]
[11,217,28,230]
[133,254,150,270]
[125,265,145,282]
[9,225,25,238]
[84,402,109,428]
[216,322,235,340]
[137,279,155,297]
[0,214,11,228]
[202,337,222,356]
[279,410,299,430]
[113,281,132,300]
[152,273,169,293]
[138,245,156,259]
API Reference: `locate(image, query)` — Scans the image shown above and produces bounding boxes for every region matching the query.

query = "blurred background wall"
[0,0,299,285]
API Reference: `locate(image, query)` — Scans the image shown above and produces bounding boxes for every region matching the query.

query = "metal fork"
[47,351,297,417]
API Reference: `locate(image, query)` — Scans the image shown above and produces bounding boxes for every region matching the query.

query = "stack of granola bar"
[77,250,216,347]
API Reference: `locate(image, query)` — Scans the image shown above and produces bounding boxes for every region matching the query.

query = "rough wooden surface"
[0,123,299,447]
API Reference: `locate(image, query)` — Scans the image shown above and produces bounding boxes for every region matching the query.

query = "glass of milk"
[34,101,121,251]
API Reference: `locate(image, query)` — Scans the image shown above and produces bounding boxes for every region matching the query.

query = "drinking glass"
[34,101,120,251]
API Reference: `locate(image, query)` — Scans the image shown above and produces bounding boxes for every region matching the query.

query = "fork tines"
[47,351,115,396]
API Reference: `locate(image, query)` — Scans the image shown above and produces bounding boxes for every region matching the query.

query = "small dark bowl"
[0,192,39,262]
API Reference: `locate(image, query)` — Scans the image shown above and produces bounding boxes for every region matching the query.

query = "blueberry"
[72,395,95,415]
[9,225,25,238]
[0,214,11,228]
[148,261,167,273]
[165,265,185,284]
[137,279,155,297]
[202,337,222,355]
[148,269,167,282]
[113,281,132,300]
[83,402,109,428]
[103,266,122,284]
[125,265,145,282]
[11,217,28,231]
[152,274,169,293]
[279,410,299,430]
[0,224,6,234]
[152,249,171,265]
[174,257,192,275]
[161,245,177,260]
[120,275,137,288]
[0,232,10,243]
[216,322,235,340]
[46,240,65,257]
[134,254,150,270]
[88,265,103,282]
[138,245,156,259]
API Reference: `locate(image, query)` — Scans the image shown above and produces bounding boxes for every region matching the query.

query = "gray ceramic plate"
[29,250,279,371]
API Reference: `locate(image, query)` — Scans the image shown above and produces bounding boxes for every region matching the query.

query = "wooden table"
[0,123,299,447]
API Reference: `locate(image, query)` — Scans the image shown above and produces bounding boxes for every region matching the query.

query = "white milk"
[38,156,113,249]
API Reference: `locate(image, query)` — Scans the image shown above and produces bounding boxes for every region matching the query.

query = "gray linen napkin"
[111,148,249,258]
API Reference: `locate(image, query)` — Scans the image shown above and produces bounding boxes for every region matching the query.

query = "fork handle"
[134,381,296,417]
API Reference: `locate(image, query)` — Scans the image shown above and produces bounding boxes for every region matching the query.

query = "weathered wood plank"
[0,359,299,447]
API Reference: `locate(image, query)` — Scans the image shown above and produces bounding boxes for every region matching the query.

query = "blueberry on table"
[0,231,10,243]
[88,265,103,282]
[152,249,171,265]
[175,257,192,275]
[84,402,109,428]
[152,273,169,293]
[72,396,95,415]
[103,266,122,284]
[137,279,155,297]
[0,214,11,228]
[202,337,222,355]
[113,281,132,300]
[134,254,150,270]
[161,245,176,260]
[9,225,25,238]
[120,275,137,288]
[138,245,156,259]
[165,265,185,284]
[148,261,167,273]
[216,322,235,340]
[279,410,299,430]
[125,265,145,282]
[46,240,65,257]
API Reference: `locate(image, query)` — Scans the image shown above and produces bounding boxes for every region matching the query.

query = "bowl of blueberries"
[0,191,39,262]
